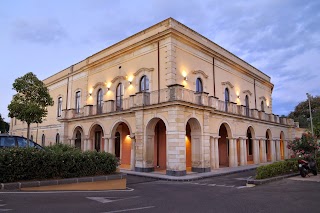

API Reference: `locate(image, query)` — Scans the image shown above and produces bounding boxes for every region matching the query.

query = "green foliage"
[7,72,54,143]
[0,147,118,183]
[288,95,320,138]
[256,158,320,179]
[287,133,319,158]
[0,114,9,133]
[256,159,299,179]
[45,143,81,153]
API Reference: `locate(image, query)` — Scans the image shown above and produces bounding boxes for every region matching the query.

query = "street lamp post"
[306,93,314,136]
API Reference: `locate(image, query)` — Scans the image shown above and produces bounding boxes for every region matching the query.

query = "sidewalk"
[120,163,270,181]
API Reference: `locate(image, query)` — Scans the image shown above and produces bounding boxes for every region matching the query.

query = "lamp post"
[306,93,314,136]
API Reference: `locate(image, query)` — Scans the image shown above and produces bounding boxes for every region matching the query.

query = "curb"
[123,167,257,182]
[0,173,126,191]
[247,173,299,185]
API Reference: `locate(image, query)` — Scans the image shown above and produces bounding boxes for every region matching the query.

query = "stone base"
[166,170,187,176]
[192,167,211,173]
[135,167,154,172]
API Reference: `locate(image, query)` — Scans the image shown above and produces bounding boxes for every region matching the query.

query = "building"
[10,18,298,176]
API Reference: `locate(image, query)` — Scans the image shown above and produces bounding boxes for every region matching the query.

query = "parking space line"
[102,206,155,213]
[0,187,134,194]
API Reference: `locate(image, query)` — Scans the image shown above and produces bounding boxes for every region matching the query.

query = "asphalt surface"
[1,170,320,213]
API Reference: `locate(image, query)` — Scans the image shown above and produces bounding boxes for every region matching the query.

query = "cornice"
[192,70,209,78]
[221,81,234,88]
[111,76,126,83]
[133,68,154,76]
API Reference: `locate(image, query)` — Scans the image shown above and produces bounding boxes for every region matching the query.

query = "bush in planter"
[255,160,299,179]
[0,147,118,183]
[256,158,320,179]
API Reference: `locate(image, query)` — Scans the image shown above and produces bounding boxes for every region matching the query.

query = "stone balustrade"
[57,84,293,126]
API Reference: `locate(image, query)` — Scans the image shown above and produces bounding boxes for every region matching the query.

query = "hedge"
[256,158,320,179]
[0,146,118,183]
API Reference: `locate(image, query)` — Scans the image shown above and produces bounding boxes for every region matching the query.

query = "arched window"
[75,91,81,114]
[140,75,149,92]
[97,89,103,114]
[196,78,203,93]
[116,83,123,111]
[261,101,265,112]
[57,97,62,117]
[56,133,60,144]
[225,88,230,112]
[245,95,250,116]
[41,134,45,146]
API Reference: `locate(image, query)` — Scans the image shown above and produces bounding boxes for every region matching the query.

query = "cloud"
[11,19,67,44]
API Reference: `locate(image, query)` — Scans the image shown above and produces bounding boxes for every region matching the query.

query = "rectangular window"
[57,97,62,117]
[75,91,81,114]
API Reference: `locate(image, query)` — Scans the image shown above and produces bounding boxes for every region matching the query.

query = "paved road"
[1,171,319,213]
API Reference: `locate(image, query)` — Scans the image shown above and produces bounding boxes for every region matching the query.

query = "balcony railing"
[58,85,294,125]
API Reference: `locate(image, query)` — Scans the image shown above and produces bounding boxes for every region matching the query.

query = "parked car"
[0,134,44,150]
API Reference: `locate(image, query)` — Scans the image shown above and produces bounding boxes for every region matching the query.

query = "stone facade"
[10,18,299,176]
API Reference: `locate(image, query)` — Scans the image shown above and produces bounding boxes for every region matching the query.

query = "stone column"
[270,140,276,162]
[276,140,281,161]
[233,139,238,167]
[259,139,267,163]
[228,138,237,167]
[109,138,114,155]
[214,137,219,169]
[284,140,289,159]
[104,138,109,153]
[240,138,246,166]
[210,137,215,169]
[243,139,248,165]
[87,139,92,151]
[253,139,260,164]
[130,136,136,170]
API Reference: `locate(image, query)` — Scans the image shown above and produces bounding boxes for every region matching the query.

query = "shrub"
[287,133,320,159]
[256,158,320,179]
[0,147,118,183]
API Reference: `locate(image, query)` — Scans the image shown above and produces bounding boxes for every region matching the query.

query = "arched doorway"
[111,122,132,169]
[145,118,167,171]
[89,124,104,152]
[266,129,272,162]
[73,126,84,150]
[280,131,285,160]
[246,127,254,164]
[186,118,202,172]
[218,123,231,167]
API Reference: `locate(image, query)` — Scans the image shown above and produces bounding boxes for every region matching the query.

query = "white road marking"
[102,206,155,213]
[208,184,216,186]
[215,184,226,187]
[0,204,6,207]
[0,187,134,194]
[87,196,139,204]
[0,209,12,212]
[236,186,248,189]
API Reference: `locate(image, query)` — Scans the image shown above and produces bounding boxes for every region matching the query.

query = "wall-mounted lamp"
[89,92,92,96]
[129,80,132,85]
[184,76,188,81]
[107,87,110,91]
[237,95,240,98]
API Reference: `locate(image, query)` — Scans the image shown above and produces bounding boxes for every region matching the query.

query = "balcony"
[58,84,294,125]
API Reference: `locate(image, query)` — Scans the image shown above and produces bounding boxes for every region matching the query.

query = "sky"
[0,0,319,122]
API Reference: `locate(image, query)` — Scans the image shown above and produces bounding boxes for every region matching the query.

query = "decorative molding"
[243,90,252,96]
[221,81,234,88]
[133,68,154,76]
[259,96,267,101]
[192,70,209,78]
[111,76,126,83]
[93,82,106,89]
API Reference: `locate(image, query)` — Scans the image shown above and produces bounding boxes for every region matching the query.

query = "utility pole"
[306,93,314,136]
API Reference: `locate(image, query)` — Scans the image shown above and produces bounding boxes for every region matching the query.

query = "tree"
[287,133,319,159]
[8,72,53,146]
[288,95,320,138]
[0,114,9,133]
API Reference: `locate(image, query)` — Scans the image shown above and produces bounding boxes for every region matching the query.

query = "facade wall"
[9,18,300,176]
